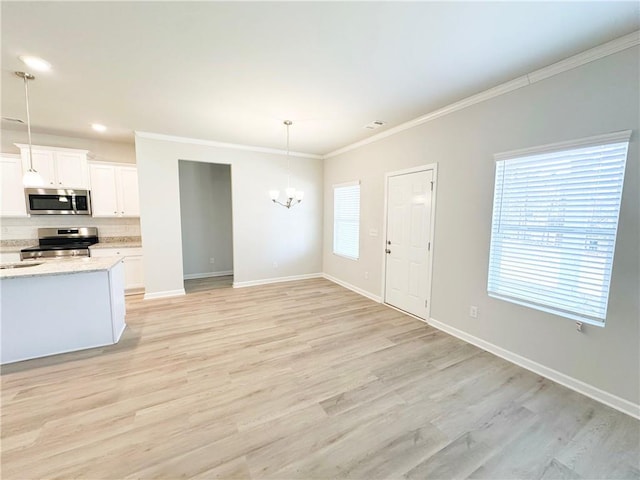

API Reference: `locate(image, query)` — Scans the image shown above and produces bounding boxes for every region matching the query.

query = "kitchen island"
[0,257,126,364]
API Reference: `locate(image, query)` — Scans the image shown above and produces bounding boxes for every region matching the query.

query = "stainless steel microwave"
[25,188,92,215]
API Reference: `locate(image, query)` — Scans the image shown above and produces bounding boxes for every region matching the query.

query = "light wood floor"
[184,275,233,294]
[2,278,638,479]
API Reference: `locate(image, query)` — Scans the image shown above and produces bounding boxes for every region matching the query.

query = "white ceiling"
[2,2,638,155]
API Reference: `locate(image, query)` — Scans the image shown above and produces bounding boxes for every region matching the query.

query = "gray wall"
[323,47,639,405]
[179,161,233,277]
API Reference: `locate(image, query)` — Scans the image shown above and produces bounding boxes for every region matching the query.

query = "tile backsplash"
[0,216,140,241]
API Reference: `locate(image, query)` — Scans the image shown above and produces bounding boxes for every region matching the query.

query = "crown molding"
[324,30,640,159]
[135,131,323,160]
[527,30,640,84]
[325,76,530,159]
[14,143,89,155]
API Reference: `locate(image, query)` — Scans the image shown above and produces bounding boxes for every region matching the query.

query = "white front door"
[384,168,434,319]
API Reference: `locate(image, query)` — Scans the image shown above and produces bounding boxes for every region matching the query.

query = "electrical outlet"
[364,271,369,280]
[209,257,215,264]
[273,261,278,268]
[470,306,478,318]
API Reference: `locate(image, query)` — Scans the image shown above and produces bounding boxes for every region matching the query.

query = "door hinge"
[430,181,434,191]
[425,299,428,308]
[428,242,431,251]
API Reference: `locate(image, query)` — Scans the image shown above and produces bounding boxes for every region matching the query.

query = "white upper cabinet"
[30,151,56,186]
[89,163,140,217]
[117,167,140,216]
[89,164,119,216]
[16,144,89,189]
[1,154,27,217]
[55,151,88,188]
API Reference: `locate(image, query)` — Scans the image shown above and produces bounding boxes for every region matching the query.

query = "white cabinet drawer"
[91,247,141,258]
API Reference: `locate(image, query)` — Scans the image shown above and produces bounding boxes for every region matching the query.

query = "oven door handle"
[71,194,78,213]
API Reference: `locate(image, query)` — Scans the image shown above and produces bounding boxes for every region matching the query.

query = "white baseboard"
[143,288,186,300]
[428,317,640,420]
[114,323,126,342]
[232,273,322,288]
[322,273,382,303]
[184,270,233,280]
[125,287,145,296]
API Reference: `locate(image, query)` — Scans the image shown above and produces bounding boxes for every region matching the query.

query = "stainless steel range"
[20,227,99,260]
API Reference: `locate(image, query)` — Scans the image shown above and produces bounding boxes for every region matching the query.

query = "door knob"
[385,249,391,254]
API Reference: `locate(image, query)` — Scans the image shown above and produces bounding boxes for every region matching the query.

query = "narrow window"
[488,131,631,326]
[333,181,360,260]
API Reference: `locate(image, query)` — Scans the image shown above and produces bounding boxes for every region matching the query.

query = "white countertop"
[89,242,142,250]
[0,256,123,279]
[0,237,141,253]
[0,244,34,254]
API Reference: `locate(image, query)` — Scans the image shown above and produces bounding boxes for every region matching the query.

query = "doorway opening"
[178,160,233,294]
[382,164,437,320]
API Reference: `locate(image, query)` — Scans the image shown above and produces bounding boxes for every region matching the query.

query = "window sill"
[333,253,359,261]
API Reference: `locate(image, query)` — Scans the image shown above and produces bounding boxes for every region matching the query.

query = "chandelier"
[269,120,304,208]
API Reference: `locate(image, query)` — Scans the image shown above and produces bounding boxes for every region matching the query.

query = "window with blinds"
[488,131,631,325]
[333,181,360,260]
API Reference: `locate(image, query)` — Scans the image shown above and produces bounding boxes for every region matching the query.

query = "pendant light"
[16,71,44,187]
[269,120,304,208]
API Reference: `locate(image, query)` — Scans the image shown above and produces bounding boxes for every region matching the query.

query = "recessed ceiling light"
[91,123,107,132]
[18,55,51,72]
[364,120,387,130]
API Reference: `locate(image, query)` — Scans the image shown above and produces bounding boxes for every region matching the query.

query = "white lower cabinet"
[122,255,145,293]
[90,247,144,294]
[0,252,21,264]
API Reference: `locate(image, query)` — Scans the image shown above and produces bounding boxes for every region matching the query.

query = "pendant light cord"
[23,74,34,171]
[286,121,290,189]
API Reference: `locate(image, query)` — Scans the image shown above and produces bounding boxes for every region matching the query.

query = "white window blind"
[333,182,360,260]
[488,131,630,325]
